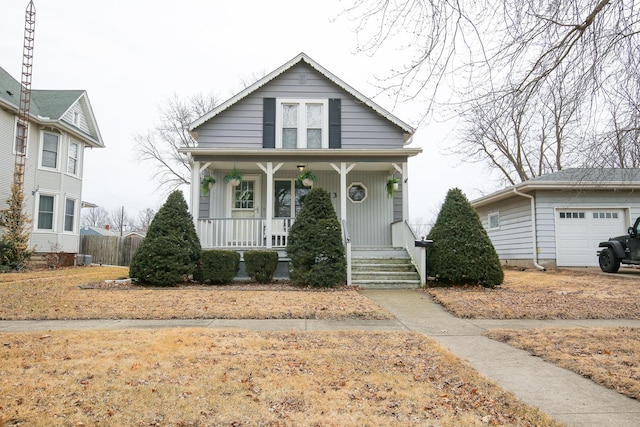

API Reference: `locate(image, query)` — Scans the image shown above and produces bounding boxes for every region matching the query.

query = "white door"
[555,208,626,266]
[229,175,261,246]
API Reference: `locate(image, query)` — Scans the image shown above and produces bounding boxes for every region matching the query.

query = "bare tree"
[81,206,109,228]
[133,92,218,192]
[343,0,640,183]
[108,207,135,235]
[134,207,156,234]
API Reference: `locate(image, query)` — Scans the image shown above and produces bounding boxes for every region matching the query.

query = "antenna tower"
[13,1,36,191]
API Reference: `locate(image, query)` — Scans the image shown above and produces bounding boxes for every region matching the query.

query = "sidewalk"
[362,289,640,427]
[1,290,640,426]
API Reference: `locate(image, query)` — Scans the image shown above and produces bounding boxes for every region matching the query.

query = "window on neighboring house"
[41,132,59,169]
[67,141,79,175]
[38,195,55,230]
[64,198,75,232]
[276,99,328,148]
[488,212,500,229]
[15,122,27,155]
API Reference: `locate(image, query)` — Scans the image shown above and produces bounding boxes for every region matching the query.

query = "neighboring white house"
[181,53,424,285]
[0,66,104,254]
[471,168,640,269]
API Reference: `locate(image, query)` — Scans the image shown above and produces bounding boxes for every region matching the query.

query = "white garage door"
[555,209,627,266]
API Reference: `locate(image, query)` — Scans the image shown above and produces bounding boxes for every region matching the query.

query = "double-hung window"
[67,141,79,175]
[14,122,27,155]
[38,195,55,230]
[276,99,328,149]
[41,132,59,169]
[64,198,76,232]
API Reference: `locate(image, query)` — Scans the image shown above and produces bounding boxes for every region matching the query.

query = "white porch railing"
[198,218,293,249]
[392,220,425,285]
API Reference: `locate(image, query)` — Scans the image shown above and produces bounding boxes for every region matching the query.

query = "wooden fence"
[79,235,144,266]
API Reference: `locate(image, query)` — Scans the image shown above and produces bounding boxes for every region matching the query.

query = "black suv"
[597,217,640,273]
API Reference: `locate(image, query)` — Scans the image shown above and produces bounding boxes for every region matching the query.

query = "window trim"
[348,182,368,204]
[488,212,500,230]
[275,98,328,149]
[40,131,61,170]
[67,140,80,176]
[13,118,29,156]
[36,193,57,232]
[64,197,77,233]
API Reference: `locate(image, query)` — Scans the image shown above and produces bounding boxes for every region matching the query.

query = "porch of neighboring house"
[188,156,425,287]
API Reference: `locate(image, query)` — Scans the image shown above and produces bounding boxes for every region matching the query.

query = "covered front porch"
[184,149,425,285]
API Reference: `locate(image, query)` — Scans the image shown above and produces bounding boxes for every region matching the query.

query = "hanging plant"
[224,168,243,186]
[200,175,216,197]
[386,176,400,198]
[296,169,317,187]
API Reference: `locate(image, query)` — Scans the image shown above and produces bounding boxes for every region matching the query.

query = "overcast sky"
[1,0,498,229]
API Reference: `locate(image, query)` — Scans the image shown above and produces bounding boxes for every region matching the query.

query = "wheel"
[599,248,620,273]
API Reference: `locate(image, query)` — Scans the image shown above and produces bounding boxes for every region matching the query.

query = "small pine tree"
[129,190,201,286]
[427,188,503,287]
[286,188,346,287]
[0,183,32,269]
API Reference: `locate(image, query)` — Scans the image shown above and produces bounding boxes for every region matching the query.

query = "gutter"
[512,187,546,271]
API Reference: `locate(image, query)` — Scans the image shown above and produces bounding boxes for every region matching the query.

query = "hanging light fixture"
[297,164,305,171]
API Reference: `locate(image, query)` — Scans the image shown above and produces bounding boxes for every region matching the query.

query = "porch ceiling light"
[297,164,305,171]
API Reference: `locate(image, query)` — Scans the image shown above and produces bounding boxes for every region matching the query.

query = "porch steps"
[351,247,421,289]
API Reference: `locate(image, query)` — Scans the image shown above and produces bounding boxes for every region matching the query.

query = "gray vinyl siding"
[0,109,14,211]
[200,169,394,246]
[534,189,640,261]
[62,101,91,135]
[195,62,405,149]
[476,197,533,261]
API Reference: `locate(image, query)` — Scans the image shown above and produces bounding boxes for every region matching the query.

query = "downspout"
[512,188,546,271]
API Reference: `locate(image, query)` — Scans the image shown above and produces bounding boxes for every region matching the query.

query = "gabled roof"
[471,168,640,208]
[0,66,104,148]
[189,52,416,140]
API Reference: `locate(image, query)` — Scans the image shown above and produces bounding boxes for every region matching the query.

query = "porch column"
[392,162,409,221]
[330,162,356,223]
[190,160,200,225]
[257,162,283,248]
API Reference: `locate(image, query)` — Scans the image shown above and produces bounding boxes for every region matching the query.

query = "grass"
[0,267,392,320]
[428,268,640,319]
[486,328,640,401]
[0,329,560,426]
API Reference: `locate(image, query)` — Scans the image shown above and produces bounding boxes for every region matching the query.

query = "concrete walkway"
[1,290,640,426]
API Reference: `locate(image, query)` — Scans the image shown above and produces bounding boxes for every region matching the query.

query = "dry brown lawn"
[0,329,560,426]
[428,268,640,319]
[486,328,640,401]
[0,267,391,321]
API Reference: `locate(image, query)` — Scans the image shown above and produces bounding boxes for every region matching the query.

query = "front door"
[229,175,261,246]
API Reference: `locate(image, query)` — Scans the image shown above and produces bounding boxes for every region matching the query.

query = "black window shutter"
[263,98,276,148]
[329,98,341,149]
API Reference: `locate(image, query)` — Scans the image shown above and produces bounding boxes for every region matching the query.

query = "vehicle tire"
[599,248,620,273]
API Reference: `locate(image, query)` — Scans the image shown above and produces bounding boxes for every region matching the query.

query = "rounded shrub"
[286,188,346,287]
[200,250,240,284]
[244,250,279,283]
[427,188,504,287]
[129,190,201,286]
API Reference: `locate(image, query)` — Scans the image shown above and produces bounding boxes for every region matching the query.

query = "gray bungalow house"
[471,168,640,269]
[0,66,104,254]
[182,53,424,285]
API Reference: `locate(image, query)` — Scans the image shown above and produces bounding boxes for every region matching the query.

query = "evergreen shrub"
[200,250,240,284]
[427,188,504,287]
[286,188,346,287]
[244,250,279,283]
[129,190,201,286]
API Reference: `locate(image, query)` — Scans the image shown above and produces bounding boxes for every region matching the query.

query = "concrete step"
[352,279,421,289]
[350,247,420,289]
[352,271,420,281]
[352,263,417,272]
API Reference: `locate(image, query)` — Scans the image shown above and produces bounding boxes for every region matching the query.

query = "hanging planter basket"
[224,168,243,187]
[297,170,317,188]
[200,176,216,196]
[386,176,400,198]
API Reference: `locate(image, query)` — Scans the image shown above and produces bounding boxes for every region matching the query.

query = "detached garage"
[471,169,640,269]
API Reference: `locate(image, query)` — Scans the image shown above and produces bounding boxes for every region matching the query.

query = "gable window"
[67,141,79,175]
[488,212,500,229]
[73,111,80,126]
[14,122,27,155]
[38,194,55,230]
[41,132,59,169]
[276,99,328,149]
[64,198,76,232]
